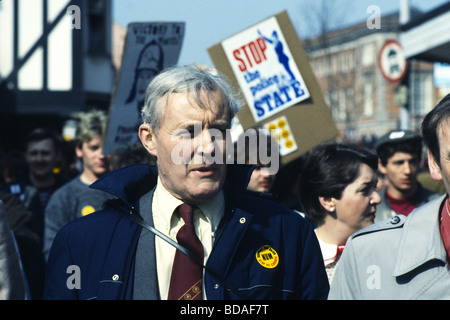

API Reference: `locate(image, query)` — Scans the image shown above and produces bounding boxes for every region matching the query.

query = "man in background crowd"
[374,129,439,223]
[2,128,66,299]
[43,110,116,260]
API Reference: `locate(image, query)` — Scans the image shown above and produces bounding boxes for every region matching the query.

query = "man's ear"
[139,123,157,157]
[318,196,336,213]
[378,158,387,175]
[75,145,83,159]
[428,149,443,181]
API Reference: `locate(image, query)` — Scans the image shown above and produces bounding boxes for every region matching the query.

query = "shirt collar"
[315,231,345,267]
[153,176,224,233]
[197,190,225,232]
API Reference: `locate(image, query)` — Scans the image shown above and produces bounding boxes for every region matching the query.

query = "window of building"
[328,90,338,120]
[363,72,374,117]
[346,87,354,120]
[88,0,107,56]
[338,89,347,121]
[410,71,433,116]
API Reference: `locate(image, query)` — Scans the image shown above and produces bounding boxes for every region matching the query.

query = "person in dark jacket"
[0,200,27,299]
[0,190,40,299]
[44,64,329,300]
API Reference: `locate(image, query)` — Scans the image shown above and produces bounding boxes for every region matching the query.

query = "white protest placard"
[103,22,185,154]
[209,11,338,165]
[221,16,310,124]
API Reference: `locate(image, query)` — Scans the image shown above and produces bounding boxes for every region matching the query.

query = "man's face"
[247,166,276,193]
[140,91,229,204]
[379,151,420,197]
[76,135,110,179]
[429,119,450,195]
[26,138,59,180]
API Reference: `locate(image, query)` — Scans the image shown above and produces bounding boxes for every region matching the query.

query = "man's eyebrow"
[177,119,229,131]
[391,159,407,164]
[179,122,197,130]
[210,119,229,128]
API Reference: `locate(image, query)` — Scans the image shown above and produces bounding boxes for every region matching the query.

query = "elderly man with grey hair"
[44,65,328,300]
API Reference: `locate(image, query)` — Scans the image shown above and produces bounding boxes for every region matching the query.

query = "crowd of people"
[0,64,449,300]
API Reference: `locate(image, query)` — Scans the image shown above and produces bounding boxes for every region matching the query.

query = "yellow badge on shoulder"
[256,245,279,269]
[81,205,95,216]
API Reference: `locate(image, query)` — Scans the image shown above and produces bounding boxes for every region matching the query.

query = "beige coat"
[329,195,450,300]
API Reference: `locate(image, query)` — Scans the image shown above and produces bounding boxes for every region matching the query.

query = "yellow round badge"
[81,205,95,216]
[256,245,279,269]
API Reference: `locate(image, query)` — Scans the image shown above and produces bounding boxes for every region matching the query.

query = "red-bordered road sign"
[378,40,407,82]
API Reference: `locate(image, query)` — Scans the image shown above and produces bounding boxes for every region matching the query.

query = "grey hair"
[141,64,242,134]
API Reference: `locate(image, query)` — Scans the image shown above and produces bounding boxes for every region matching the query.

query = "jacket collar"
[393,194,448,277]
[90,163,255,209]
[90,164,158,209]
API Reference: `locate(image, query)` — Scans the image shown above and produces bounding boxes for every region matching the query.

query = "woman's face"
[333,163,381,232]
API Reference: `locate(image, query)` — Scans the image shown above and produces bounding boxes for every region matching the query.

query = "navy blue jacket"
[44,164,329,300]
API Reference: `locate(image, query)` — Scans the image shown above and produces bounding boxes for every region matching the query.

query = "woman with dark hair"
[298,142,381,284]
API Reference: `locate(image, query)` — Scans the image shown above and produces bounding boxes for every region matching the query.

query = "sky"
[112,0,449,66]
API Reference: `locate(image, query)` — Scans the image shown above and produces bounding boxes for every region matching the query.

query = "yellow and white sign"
[262,115,297,157]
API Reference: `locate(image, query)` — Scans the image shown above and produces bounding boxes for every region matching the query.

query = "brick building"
[302,11,444,145]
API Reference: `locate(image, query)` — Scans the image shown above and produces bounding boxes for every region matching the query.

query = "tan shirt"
[152,177,224,299]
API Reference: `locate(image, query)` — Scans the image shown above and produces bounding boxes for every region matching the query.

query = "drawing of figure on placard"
[257,29,295,82]
[125,40,164,118]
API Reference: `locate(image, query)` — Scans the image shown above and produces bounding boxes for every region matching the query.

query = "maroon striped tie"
[167,203,204,300]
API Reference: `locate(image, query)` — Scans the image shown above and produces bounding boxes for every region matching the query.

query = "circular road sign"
[378,40,407,82]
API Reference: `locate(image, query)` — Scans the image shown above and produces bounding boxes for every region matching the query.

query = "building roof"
[400,2,450,64]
